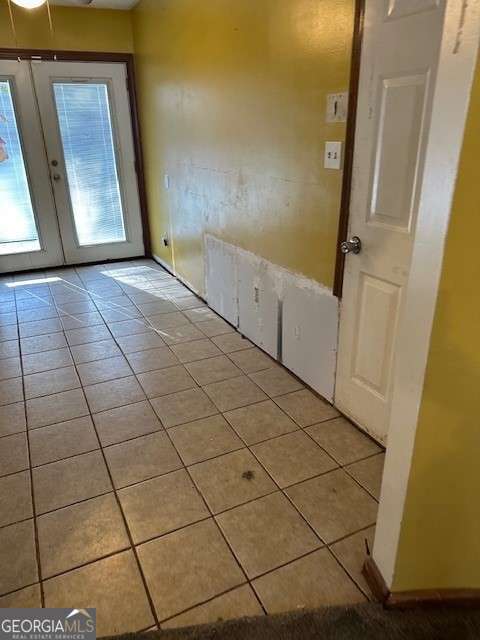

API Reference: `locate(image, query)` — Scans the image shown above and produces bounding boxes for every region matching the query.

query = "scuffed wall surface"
[132,0,354,294]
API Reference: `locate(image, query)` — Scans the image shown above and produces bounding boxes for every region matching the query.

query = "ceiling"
[51,0,139,9]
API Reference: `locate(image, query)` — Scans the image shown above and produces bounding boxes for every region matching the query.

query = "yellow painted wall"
[132,0,354,293]
[392,59,480,591]
[0,4,133,52]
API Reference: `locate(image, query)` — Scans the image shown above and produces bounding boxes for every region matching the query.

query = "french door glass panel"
[0,60,64,273]
[53,82,126,247]
[0,80,41,255]
[31,61,144,264]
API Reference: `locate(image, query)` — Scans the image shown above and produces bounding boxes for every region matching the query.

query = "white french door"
[0,59,144,272]
[0,60,64,271]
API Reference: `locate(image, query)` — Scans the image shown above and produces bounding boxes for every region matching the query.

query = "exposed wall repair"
[205,235,339,401]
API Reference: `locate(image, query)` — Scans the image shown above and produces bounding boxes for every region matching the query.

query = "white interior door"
[0,60,64,272]
[335,0,446,443]
[31,61,144,264]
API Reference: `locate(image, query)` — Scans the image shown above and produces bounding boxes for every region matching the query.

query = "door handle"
[340,236,362,255]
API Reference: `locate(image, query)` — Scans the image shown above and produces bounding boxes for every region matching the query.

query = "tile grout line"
[1,261,380,618]
[50,271,161,630]
[14,287,46,609]
[101,278,269,618]
[218,412,368,600]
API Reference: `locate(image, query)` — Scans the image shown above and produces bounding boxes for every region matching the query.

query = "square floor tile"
[38,493,129,578]
[27,388,89,429]
[163,584,263,629]
[217,492,320,578]
[0,357,21,381]
[58,300,97,316]
[77,356,133,386]
[33,450,112,514]
[252,548,365,613]
[94,401,163,447]
[204,376,267,412]
[125,347,179,374]
[84,376,146,413]
[137,365,196,399]
[151,388,218,428]
[20,333,67,355]
[0,432,28,477]
[162,324,205,345]
[0,471,32,527]
[147,312,191,330]
[0,377,23,406]
[170,339,222,363]
[24,366,80,400]
[0,520,38,596]
[43,551,154,637]
[16,298,53,312]
[22,348,73,375]
[18,306,58,323]
[108,319,151,338]
[346,454,385,500]
[0,402,26,437]
[182,307,218,323]
[330,527,375,597]
[116,331,165,354]
[250,367,304,398]
[275,389,340,427]
[138,519,244,621]
[228,348,275,374]
[251,431,338,488]
[19,318,63,338]
[224,400,298,445]
[29,416,99,467]
[169,415,243,465]
[65,324,111,347]
[119,469,209,544]
[196,318,234,338]
[186,355,242,386]
[0,312,16,326]
[0,340,19,359]
[0,327,18,343]
[189,449,276,514]
[99,306,143,323]
[70,339,122,364]
[285,469,378,543]
[104,431,182,489]
[0,584,41,608]
[136,300,178,316]
[306,418,381,465]
[60,311,105,331]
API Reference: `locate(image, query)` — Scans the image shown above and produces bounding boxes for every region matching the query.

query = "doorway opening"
[0,52,148,273]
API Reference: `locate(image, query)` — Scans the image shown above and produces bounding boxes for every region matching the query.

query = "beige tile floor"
[0,259,385,636]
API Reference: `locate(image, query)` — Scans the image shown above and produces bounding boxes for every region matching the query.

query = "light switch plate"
[324,141,342,170]
[326,92,348,123]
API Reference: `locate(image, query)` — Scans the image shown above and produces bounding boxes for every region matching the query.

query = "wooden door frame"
[333,0,365,298]
[0,48,151,258]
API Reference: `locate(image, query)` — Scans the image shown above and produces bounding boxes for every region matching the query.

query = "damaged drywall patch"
[205,235,239,326]
[204,234,339,401]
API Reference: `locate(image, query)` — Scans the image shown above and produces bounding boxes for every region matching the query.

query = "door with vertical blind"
[0,59,144,272]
